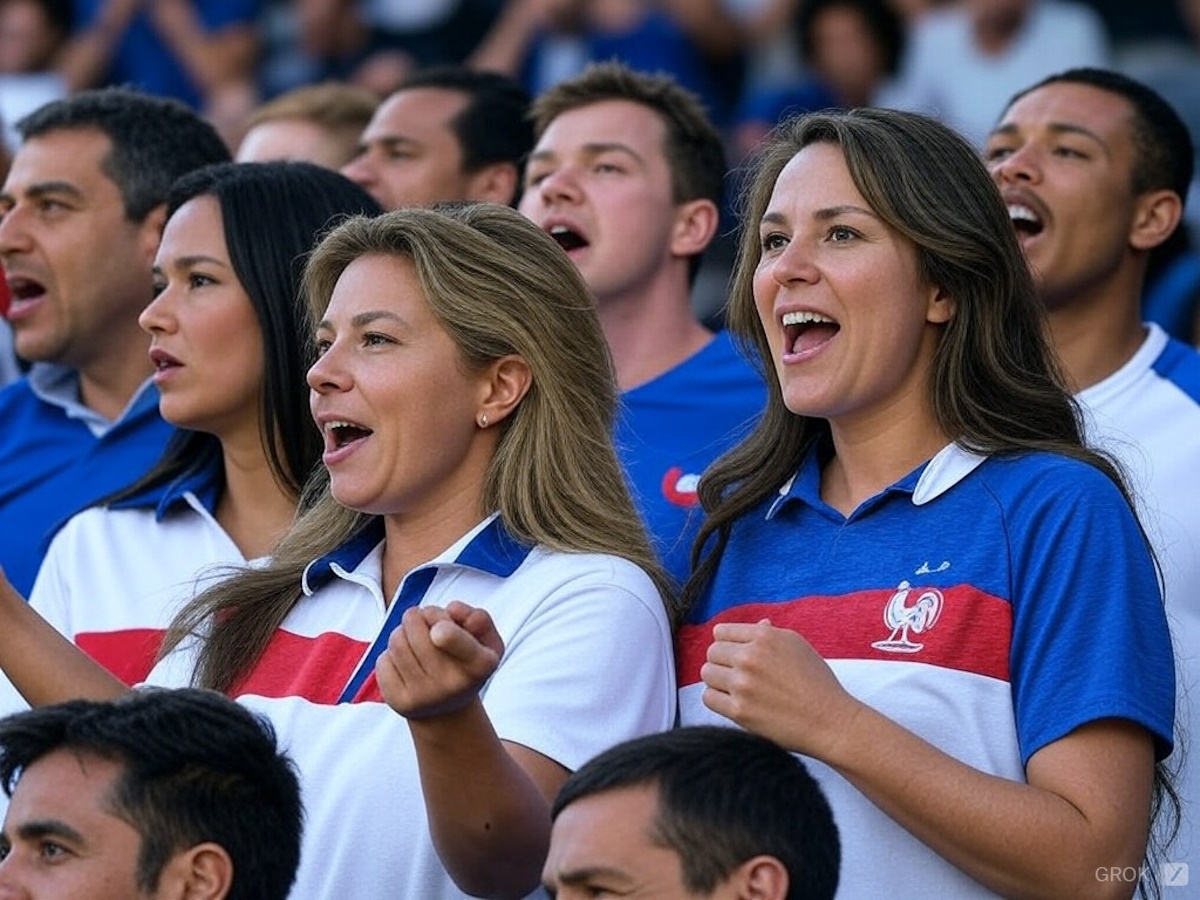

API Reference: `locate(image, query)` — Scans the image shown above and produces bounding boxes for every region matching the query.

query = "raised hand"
[376,600,504,720]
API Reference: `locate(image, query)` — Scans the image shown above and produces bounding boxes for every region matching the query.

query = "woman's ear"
[475,354,533,429]
[926,284,955,325]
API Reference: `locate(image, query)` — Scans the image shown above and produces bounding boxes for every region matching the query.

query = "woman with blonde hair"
[0,202,676,899]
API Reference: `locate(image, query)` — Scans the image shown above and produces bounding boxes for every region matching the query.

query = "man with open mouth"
[0,88,229,594]
[988,67,1200,877]
[519,62,766,586]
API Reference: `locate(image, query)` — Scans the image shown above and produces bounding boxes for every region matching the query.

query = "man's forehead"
[8,128,112,178]
[534,101,667,157]
[377,87,469,127]
[1000,82,1133,132]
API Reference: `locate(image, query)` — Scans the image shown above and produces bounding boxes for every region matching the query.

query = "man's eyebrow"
[528,141,645,165]
[0,181,86,207]
[580,141,644,162]
[551,864,634,887]
[988,120,1109,152]
[376,136,421,150]
[13,818,86,844]
[1043,121,1110,151]
[25,181,86,201]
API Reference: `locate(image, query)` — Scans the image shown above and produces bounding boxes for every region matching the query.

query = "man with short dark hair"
[0,87,231,594]
[987,66,1200,873]
[0,687,302,900]
[341,65,532,210]
[544,726,840,900]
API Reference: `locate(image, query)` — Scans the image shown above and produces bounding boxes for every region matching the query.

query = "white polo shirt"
[147,514,676,900]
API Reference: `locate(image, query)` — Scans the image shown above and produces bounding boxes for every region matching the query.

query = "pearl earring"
[478,414,489,428]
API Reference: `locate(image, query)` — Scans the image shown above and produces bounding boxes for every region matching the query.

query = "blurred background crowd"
[1,0,1199,333]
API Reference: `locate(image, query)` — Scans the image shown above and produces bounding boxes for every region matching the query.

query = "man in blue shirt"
[0,87,230,594]
[519,63,767,585]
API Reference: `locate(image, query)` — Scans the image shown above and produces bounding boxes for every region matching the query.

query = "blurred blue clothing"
[72,0,261,107]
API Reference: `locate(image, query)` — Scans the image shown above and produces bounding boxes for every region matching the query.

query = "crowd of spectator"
[0,0,1198,335]
[0,2,1198,898]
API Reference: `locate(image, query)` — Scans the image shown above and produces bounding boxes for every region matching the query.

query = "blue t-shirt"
[615,331,766,585]
[0,368,172,594]
[679,442,1174,896]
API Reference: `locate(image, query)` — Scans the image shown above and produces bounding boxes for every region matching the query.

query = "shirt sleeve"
[1004,459,1174,764]
[480,558,676,771]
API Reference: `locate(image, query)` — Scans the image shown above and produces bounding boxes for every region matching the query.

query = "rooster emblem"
[871,580,944,654]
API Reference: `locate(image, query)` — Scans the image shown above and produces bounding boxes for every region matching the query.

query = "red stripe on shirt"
[232,629,371,704]
[76,629,166,686]
[677,584,1011,686]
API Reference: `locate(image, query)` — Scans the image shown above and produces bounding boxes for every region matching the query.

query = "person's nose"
[535,164,583,206]
[306,338,351,394]
[990,143,1041,186]
[0,203,33,257]
[341,152,375,190]
[138,282,177,335]
[770,238,820,288]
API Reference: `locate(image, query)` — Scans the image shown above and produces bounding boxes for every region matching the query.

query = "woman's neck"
[216,442,297,560]
[822,412,950,517]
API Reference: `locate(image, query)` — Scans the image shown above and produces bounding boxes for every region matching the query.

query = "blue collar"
[303,515,533,594]
[766,442,926,521]
[106,453,222,521]
[323,515,535,705]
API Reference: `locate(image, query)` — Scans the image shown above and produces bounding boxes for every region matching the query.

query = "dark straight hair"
[107,161,382,506]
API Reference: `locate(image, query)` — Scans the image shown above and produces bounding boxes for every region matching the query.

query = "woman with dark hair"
[21,160,380,685]
[678,108,1175,898]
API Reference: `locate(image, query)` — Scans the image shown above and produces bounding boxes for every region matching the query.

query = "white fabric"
[1077,323,1200,870]
[880,0,1110,148]
[0,496,249,823]
[0,497,244,724]
[0,72,66,153]
[29,498,244,642]
[147,520,676,900]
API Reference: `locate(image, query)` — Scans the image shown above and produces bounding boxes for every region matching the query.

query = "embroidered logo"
[661,467,701,508]
[871,580,944,654]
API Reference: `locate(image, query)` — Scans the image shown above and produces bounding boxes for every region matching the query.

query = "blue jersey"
[680,443,1174,897]
[72,0,261,108]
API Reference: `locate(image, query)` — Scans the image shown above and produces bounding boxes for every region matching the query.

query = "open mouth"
[782,311,839,355]
[7,276,46,305]
[325,420,373,450]
[1007,203,1044,238]
[548,225,588,252]
[150,348,182,372]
